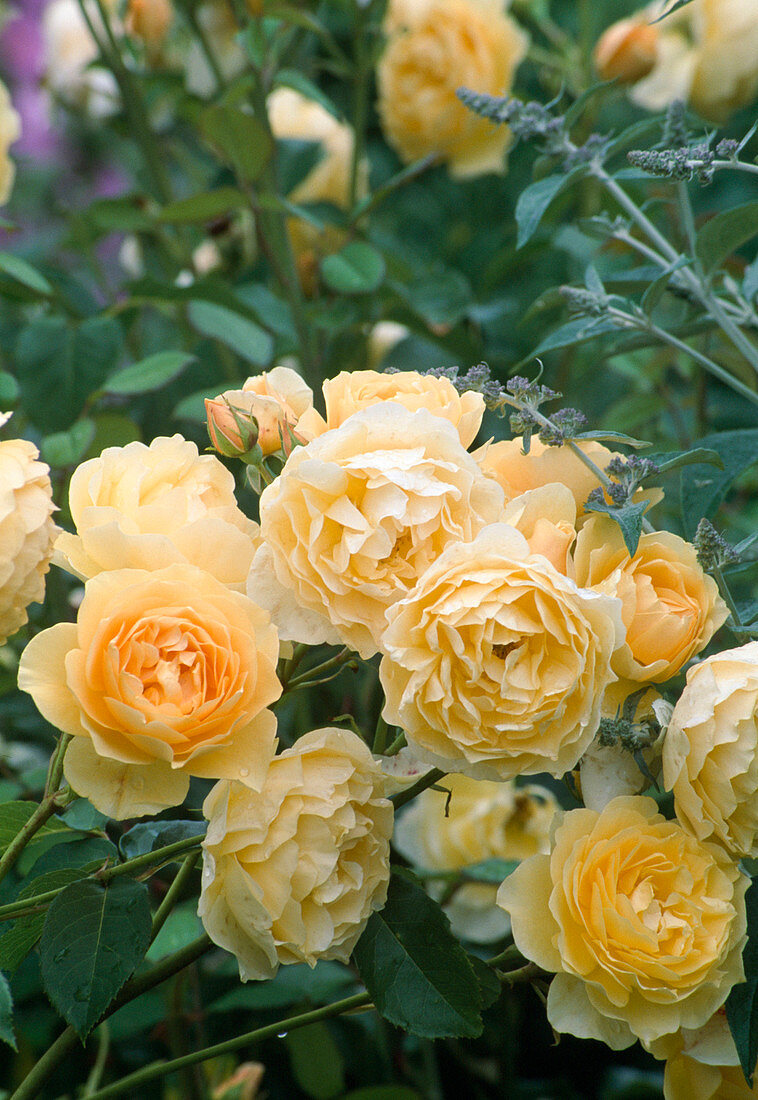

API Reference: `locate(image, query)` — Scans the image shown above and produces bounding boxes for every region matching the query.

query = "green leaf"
[39,878,152,1038]
[727,877,758,1086]
[199,105,273,183]
[650,0,694,21]
[0,972,15,1050]
[515,167,586,249]
[187,300,273,366]
[286,1022,345,1100]
[353,873,483,1039]
[574,429,651,449]
[275,70,341,119]
[277,138,326,196]
[157,188,246,225]
[321,242,385,295]
[119,819,206,860]
[209,960,355,1013]
[527,316,619,359]
[0,802,71,855]
[641,256,692,314]
[680,429,758,537]
[103,351,195,396]
[62,799,111,832]
[0,868,88,974]
[146,903,202,962]
[0,371,18,405]
[469,955,501,1011]
[396,269,473,327]
[40,419,96,468]
[29,837,118,878]
[0,252,53,296]
[643,447,724,475]
[460,858,520,885]
[173,382,247,423]
[743,253,758,302]
[584,498,651,557]
[695,201,758,273]
[89,196,153,233]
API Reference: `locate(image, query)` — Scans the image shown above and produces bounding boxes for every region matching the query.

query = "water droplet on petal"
[239,768,250,778]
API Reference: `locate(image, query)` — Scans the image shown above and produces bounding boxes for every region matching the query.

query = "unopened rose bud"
[205,396,260,459]
[594,18,659,84]
[126,0,173,51]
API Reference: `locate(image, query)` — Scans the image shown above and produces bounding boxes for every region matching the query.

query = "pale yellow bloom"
[198,727,392,980]
[393,774,558,941]
[42,0,120,118]
[0,81,20,205]
[0,439,57,644]
[663,642,758,858]
[477,437,615,516]
[647,1010,756,1100]
[18,564,281,819]
[574,515,727,682]
[377,0,528,177]
[248,404,505,657]
[54,435,259,591]
[595,16,659,83]
[498,796,748,1049]
[380,523,624,780]
[207,366,317,458]
[366,322,411,370]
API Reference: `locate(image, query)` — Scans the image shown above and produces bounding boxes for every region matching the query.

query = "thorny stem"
[390,768,446,811]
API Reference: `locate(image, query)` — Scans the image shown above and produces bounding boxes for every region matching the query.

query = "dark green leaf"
[235,284,295,338]
[119,820,206,860]
[396,269,472,327]
[89,196,153,232]
[157,188,246,225]
[199,105,273,183]
[277,138,326,196]
[39,878,152,1038]
[62,799,111,832]
[643,447,724,475]
[727,877,758,1085]
[321,242,385,295]
[515,167,586,249]
[343,1091,421,1100]
[286,1022,345,1100]
[0,972,15,1050]
[103,351,195,396]
[209,960,355,1014]
[0,371,18,405]
[40,419,96,468]
[695,201,758,273]
[0,802,71,855]
[187,301,273,366]
[275,70,341,118]
[641,256,692,314]
[680,429,758,537]
[0,253,53,296]
[146,903,202,962]
[584,498,651,556]
[651,0,694,21]
[353,873,483,1039]
[469,955,501,1011]
[0,868,87,974]
[527,316,619,359]
[28,837,117,878]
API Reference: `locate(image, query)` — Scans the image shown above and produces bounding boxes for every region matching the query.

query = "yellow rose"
[0,439,58,644]
[54,435,259,591]
[477,437,615,516]
[18,563,281,819]
[302,369,485,448]
[498,796,748,1049]
[574,515,728,683]
[663,642,758,858]
[366,322,411,370]
[393,773,558,942]
[248,404,505,657]
[198,727,393,980]
[207,367,317,459]
[646,1010,754,1100]
[594,16,660,83]
[500,484,577,575]
[0,81,20,205]
[377,0,528,178]
[379,523,623,780]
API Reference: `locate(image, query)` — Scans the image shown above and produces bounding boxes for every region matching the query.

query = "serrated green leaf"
[0,802,71,855]
[286,1022,345,1100]
[40,419,96,468]
[0,252,52,296]
[157,188,246,225]
[515,167,586,249]
[680,429,758,537]
[187,301,273,366]
[103,351,195,396]
[119,819,206,860]
[584,498,650,556]
[0,972,15,1050]
[695,201,758,273]
[727,877,758,1085]
[39,878,152,1038]
[321,242,385,295]
[199,105,273,183]
[353,873,483,1039]
[0,868,87,974]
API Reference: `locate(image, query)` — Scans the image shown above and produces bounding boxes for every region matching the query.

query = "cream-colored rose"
[380,523,624,780]
[501,484,577,574]
[207,368,317,459]
[366,322,411,370]
[54,435,259,591]
[663,642,758,858]
[377,0,528,178]
[627,0,758,122]
[646,1010,754,1100]
[575,515,728,683]
[198,727,392,980]
[301,369,485,448]
[42,0,120,118]
[477,437,615,517]
[393,773,558,942]
[595,15,659,83]
[499,796,748,1049]
[0,81,20,206]
[0,440,58,645]
[248,404,505,657]
[18,563,281,819]
[185,2,246,98]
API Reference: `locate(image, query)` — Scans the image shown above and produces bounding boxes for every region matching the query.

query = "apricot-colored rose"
[198,727,392,980]
[207,367,317,459]
[0,81,20,205]
[500,484,577,575]
[477,437,615,516]
[18,564,280,818]
[498,796,748,1049]
[54,435,259,591]
[379,523,623,780]
[126,0,173,50]
[393,773,558,942]
[574,515,728,682]
[0,439,57,644]
[248,404,505,657]
[377,0,528,178]
[663,642,758,858]
[300,369,485,447]
[595,17,659,83]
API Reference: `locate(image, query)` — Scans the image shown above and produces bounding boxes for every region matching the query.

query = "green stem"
[383,732,406,757]
[150,851,201,942]
[486,943,520,970]
[713,564,749,639]
[0,786,71,886]
[179,0,228,93]
[83,992,372,1100]
[44,733,72,799]
[83,1024,110,1098]
[390,768,446,811]
[285,647,354,690]
[349,3,370,208]
[372,716,388,756]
